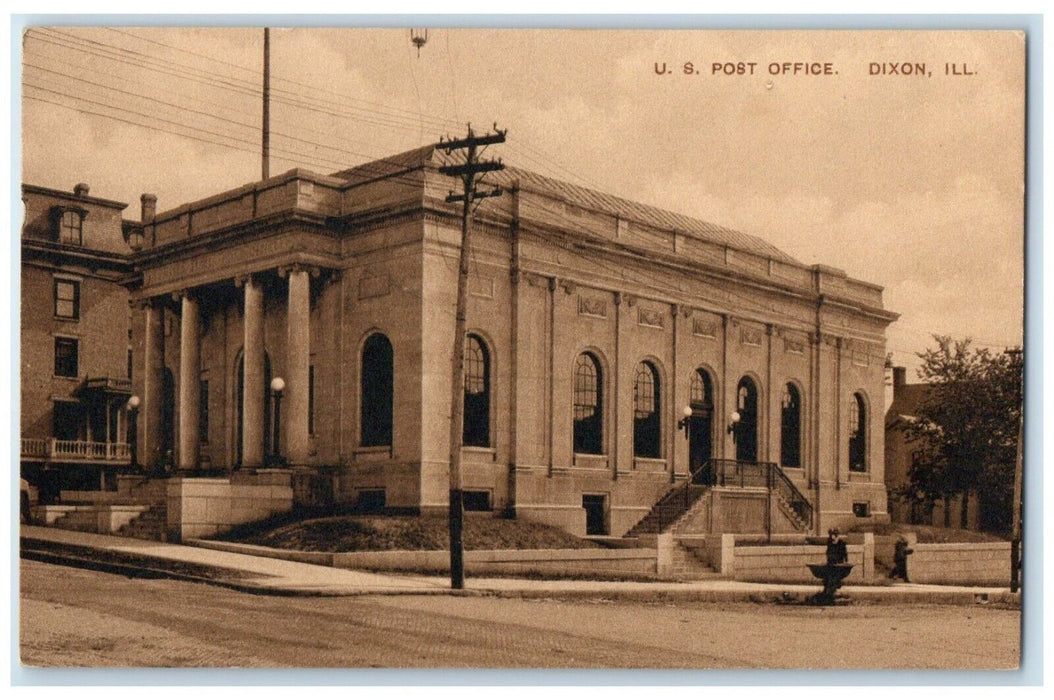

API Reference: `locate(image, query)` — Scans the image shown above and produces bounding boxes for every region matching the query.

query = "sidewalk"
[20,525,1019,605]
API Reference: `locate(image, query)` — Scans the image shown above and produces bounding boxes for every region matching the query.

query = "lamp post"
[677,405,693,440]
[270,377,285,465]
[126,395,140,472]
[727,411,741,441]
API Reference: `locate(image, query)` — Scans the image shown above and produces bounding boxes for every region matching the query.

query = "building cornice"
[22,184,129,210]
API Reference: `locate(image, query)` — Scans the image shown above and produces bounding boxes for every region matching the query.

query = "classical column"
[177,292,200,471]
[285,266,311,466]
[242,275,265,468]
[142,301,164,469]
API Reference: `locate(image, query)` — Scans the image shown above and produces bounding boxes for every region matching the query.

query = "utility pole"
[1009,344,1023,593]
[262,27,270,180]
[437,124,506,589]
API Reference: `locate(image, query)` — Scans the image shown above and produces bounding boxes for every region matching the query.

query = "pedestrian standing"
[890,535,913,582]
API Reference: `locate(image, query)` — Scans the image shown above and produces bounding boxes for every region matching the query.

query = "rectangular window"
[199,379,209,443]
[308,364,315,435]
[54,279,79,319]
[54,337,78,377]
[60,210,82,245]
[127,349,133,379]
[463,491,492,512]
[356,489,386,513]
[852,502,871,518]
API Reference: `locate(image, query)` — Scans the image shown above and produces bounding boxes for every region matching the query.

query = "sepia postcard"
[15,22,1029,678]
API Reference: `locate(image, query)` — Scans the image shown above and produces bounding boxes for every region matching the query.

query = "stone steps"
[117,504,168,542]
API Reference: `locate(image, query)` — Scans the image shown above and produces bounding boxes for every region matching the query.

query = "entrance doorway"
[582,494,608,535]
[735,376,759,463]
[689,369,715,482]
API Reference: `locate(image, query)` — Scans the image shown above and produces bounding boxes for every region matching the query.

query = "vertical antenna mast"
[262,27,271,180]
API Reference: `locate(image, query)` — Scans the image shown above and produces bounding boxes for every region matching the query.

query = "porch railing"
[691,458,814,530]
[20,438,131,463]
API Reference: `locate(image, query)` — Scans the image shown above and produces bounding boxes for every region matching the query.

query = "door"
[688,408,713,483]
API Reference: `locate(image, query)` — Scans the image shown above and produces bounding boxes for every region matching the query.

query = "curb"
[20,534,1021,607]
[19,545,470,598]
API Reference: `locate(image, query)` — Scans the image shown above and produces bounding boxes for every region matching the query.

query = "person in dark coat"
[826,528,848,565]
[890,535,914,581]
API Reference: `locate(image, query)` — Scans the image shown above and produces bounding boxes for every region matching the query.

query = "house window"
[463,334,490,447]
[127,348,133,379]
[59,209,83,245]
[573,352,603,454]
[849,392,868,472]
[360,333,393,447]
[54,279,79,319]
[308,364,315,435]
[780,383,801,468]
[852,501,871,518]
[633,361,661,458]
[54,337,78,377]
[199,379,209,443]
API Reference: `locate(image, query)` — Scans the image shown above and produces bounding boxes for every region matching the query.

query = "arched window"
[848,392,867,472]
[361,333,393,447]
[633,361,661,458]
[463,334,490,447]
[573,353,603,454]
[735,376,759,463]
[780,383,801,468]
[690,369,714,412]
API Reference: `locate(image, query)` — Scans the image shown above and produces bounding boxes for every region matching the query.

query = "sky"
[19,26,1026,377]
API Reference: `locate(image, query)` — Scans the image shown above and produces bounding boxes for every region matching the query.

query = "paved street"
[19,560,1019,669]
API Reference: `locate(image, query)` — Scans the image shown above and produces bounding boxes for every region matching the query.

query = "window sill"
[462,446,497,461]
[354,445,392,462]
[573,453,609,470]
[52,375,79,381]
[53,316,80,322]
[633,457,667,472]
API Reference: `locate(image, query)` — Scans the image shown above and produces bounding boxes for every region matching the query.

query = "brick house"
[20,183,137,501]
[119,145,897,538]
[884,366,979,529]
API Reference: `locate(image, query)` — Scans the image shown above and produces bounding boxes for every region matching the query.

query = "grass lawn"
[849,522,1008,543]
[213,512,600,552]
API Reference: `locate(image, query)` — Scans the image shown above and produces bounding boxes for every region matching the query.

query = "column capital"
[233,273,256,288]
[278,263,322,279]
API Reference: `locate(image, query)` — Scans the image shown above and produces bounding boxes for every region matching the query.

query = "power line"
[29,27,604,190]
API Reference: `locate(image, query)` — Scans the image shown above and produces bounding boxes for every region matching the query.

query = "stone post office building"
[113,145,897,538]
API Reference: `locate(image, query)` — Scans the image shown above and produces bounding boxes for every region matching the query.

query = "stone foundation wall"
[166,470,294,541]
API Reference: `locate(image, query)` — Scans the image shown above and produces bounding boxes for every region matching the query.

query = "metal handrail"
[690,458,814,529]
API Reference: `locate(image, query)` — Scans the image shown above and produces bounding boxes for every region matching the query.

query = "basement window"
[463,491,492,512]
[356,489,386,513]
[852,502,871,518]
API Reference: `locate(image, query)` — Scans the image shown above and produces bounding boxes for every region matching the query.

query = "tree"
[902,337,1022,532]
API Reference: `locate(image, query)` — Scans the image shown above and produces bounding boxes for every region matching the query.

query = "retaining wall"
[908,542,1011,586]
[333,547,658,577]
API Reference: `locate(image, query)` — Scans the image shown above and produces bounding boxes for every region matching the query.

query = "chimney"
[73,183,90,198]
[893,366,907,394]
[140,193,157,222]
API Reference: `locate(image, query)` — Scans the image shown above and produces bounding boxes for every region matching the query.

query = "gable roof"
[885,382,932,428]
[332,145,799,264]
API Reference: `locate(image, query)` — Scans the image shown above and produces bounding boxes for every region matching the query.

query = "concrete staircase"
[117,502,169,542]
[669,539,721,579]
[625,483,708,537]
[49,506,102,533]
